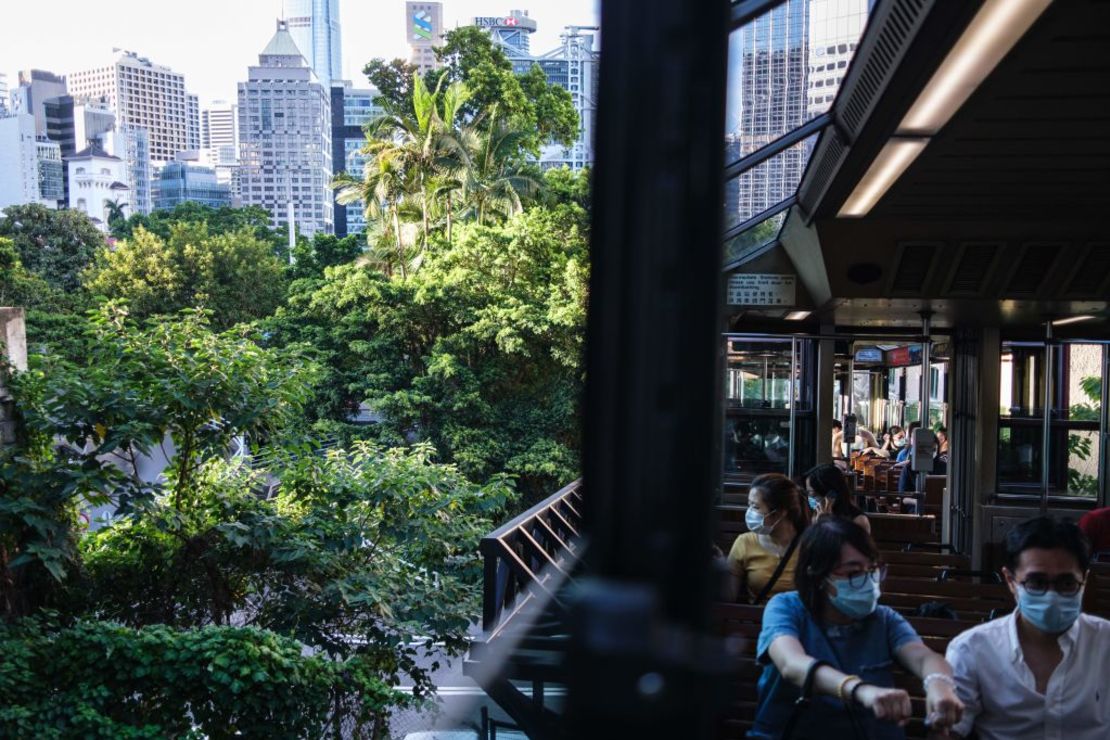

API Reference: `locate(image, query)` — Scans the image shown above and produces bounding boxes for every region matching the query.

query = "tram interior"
[461,0,1110,738]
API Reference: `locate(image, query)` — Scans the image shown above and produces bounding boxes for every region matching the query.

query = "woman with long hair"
[749,518,963,739]
[805,463,871,534]
[725,473,809,604]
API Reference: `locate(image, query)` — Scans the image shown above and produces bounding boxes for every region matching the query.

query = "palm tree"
[104,198,129,235]
[366,75,471,250]
[333,148,411,278]
[463,118,542,226]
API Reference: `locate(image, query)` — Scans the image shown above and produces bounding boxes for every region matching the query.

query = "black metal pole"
[567,0,731,736]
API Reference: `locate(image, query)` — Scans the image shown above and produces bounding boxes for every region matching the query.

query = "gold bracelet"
[838,674,862,703]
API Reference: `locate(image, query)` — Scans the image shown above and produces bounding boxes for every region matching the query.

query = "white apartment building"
[0,114,51,209]
[66,144,130,231]
[67,51,197,165]
[238,20,333,236]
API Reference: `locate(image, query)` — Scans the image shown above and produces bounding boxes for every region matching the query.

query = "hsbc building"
[469,10,538,57]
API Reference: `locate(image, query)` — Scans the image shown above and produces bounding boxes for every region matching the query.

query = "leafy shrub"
[0,618,400,738]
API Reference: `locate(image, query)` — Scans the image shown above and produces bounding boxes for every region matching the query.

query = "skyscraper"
[186,93,201,152]
[68,51,197,165]
[331,82,383,237]
[531,28,600,171]
[727,0,870,225]
[470,11,538,60]
[202,101,241,200]
[0,73,10,117]
[238,20,333,237]
[0,114,52,209]
[406,2,444,74]
[10,69,67,136]
[287,0,343,87]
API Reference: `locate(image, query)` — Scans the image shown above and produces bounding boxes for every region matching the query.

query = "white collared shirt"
[946,610,1110,740]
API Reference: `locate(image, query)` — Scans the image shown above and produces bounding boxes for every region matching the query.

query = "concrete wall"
[1,308,28,446]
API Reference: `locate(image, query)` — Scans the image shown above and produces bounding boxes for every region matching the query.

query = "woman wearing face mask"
[749,518,963,740]
[725,473,809,604]
[805,463,871,534]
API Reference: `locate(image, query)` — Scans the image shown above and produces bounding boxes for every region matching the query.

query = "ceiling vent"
[1065,243,1110,297]
[888,242,939,295]
[945,242,1000,296]
[839,0,933,135]
[1003,244,1059,297]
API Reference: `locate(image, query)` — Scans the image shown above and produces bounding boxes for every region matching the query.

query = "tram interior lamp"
[839,0,1052,217]
[785,311,811,321]
[1051,315,1096,327]
[838,138,928,217]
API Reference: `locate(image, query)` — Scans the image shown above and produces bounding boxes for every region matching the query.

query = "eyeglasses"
[1018,575,1085,597]
[835,564,888,589]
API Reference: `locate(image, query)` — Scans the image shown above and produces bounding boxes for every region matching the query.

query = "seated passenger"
[876,425,905,458]
[1078,506,1110,559]
[944,517,1109,740]
[805,463,871,534]
[750,518,963,739]
[726,474,808,604]
[894,421,920,464]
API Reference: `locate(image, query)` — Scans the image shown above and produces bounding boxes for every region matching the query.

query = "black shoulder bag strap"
[778,659,828,740]
[750,533,801,605]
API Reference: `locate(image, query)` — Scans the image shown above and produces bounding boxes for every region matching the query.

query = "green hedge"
[0,619,399,738]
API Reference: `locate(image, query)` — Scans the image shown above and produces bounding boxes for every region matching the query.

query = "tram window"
[723,338,817,486]
[998,342,1105,498]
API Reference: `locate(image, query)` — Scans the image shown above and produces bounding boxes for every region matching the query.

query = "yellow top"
[727,532,798,600]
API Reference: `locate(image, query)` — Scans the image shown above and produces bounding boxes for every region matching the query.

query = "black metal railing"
[479,479,583,632]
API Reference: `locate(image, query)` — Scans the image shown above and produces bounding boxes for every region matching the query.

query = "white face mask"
[745,507,779,536]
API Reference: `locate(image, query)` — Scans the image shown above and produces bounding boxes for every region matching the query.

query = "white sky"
[0,0,599,106]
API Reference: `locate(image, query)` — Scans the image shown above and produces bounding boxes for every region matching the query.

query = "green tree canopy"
[111,202,280,246]
[266,197,588,503]
[84,223,288,328]
[0,204,105,293]
[363,27,578,152]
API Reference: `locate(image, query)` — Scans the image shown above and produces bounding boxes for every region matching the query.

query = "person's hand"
[855,684,913,725]
[924,681,963,731]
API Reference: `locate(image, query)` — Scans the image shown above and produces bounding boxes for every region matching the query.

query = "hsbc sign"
[474,16,519,28]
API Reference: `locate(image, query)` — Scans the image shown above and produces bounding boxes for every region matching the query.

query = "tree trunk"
[446,193,453,244]
[393,208,406,280]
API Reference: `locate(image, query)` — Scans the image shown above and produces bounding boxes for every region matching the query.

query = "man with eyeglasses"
[939,516,1109,740]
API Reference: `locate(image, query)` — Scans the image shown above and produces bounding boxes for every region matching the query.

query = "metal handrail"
[479,479,584,632]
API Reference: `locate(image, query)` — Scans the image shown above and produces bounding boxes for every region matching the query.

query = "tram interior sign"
[727,274,796,306]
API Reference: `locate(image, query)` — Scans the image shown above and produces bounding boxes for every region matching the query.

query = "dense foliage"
[268,180,589,503]
[364,28,577,152]
[0,36,590,735]
[0,619,397,738]
[1,308,513,734]
[0,204,105,293]
[84,223,288,328]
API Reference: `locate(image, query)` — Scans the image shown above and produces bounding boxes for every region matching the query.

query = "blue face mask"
[827,575,880,619]
[1017,586,1083,634]
[746,507,778,535]
[808,496,822,512]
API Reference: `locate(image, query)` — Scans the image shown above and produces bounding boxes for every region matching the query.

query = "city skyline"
[0,0,599,106]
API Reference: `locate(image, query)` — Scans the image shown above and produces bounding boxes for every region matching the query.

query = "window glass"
[723,136,816,232]
[998,342,1105,497]
[722,210,786,265]
[725,0,871,163]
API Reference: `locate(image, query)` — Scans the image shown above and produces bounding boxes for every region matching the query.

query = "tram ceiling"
[777,0,1110,323]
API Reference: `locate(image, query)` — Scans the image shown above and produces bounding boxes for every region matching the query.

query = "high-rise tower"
[286,0,343,86]
[406,2,444,74]
[238,20,333,237]
[68,51,197,165]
